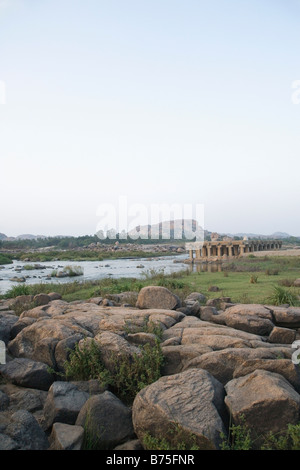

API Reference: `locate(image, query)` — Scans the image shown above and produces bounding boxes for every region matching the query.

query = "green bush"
[142,423,200,450]
[63,337,164,404]
[110,339,164,403]
[64,339,111,385]
[4,284,31,298]
[267,285,299,306]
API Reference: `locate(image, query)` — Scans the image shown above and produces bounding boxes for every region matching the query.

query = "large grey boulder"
[0,409,49,450]
[225,370,300,446]
[136,286,181,310]
[132,368,227,450]
[0,383,47,414]
[43,381,89,429]
[0,312,19,344]
[0,358,54,391]
[76,391,134,449]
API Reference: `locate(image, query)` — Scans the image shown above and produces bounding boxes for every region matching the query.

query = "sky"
[0,0,300,237]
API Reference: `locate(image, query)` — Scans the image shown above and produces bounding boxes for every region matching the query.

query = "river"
[0,254,191,295]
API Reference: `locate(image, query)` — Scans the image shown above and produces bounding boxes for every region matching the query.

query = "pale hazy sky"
[1,0,300,237]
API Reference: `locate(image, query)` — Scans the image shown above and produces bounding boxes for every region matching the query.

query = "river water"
[0,254,192,295]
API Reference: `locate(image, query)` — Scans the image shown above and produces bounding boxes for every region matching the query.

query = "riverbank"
[1,254,300,307]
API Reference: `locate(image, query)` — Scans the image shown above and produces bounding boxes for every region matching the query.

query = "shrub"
[110,339,164,403]
[4,284,31,298]
[64,339,111,385]
[267,285,299,306]
[261,424,300,450]
[63,337,164,404]
[250,274,258,284]
[220,416,252,450]
[142,423,200,450]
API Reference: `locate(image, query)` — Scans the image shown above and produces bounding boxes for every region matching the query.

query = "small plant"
[267,285,299,306]
[64,339,111,385]
[261,423,300,450]
[110,340,164,403]
[220,416,252,450]
[250,274,258,284]
[81,410,106,450]
[142,423,200,450]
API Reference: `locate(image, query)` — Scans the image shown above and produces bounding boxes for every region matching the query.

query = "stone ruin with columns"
[185,235,283,263]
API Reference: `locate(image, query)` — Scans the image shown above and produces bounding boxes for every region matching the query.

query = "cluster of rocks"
[1,285,300,450]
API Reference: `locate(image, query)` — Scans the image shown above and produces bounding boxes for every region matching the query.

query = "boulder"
[0,358,54,391]
[114,439,143,450]
[225,370,300,446]
[132,368,227,450]
[94,332,141,373]
[268,326,296,344]
[224,313,274,336]
[127,332,158,347]
[49,422,84,450]
[0,383,47,414]
[199,306,226,324]
[225,304,274,320]
[233,359,300,393]
[0,409,49,450]
[271,306,300,328]
[0,312,19,344]
[8,318,91,368]
[76,391,134,449]
[43,381,89,429]
[183,347,292,385]
[184,292,206,304]
[7,295,34,309]
[136,286,181,310]
[293,279,300,288]
[48,292,62,301]
[33,293,51,306]
[162,345,212,375]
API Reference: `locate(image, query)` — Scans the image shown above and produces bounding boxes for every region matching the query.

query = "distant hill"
[0,233,8,240]
[16,234,47,240]
[223,231,292,240]
[127,219,204,240]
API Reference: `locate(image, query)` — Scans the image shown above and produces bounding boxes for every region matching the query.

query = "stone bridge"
[185,240,283,263]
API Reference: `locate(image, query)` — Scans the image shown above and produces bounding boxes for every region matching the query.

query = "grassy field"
[2,254,300,306]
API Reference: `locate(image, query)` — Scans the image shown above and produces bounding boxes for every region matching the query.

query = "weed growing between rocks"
[109,339,164,404]
[64,340,111,385]
[142,423,200,450]
[220,416,300,450]
[63,336,165,405]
